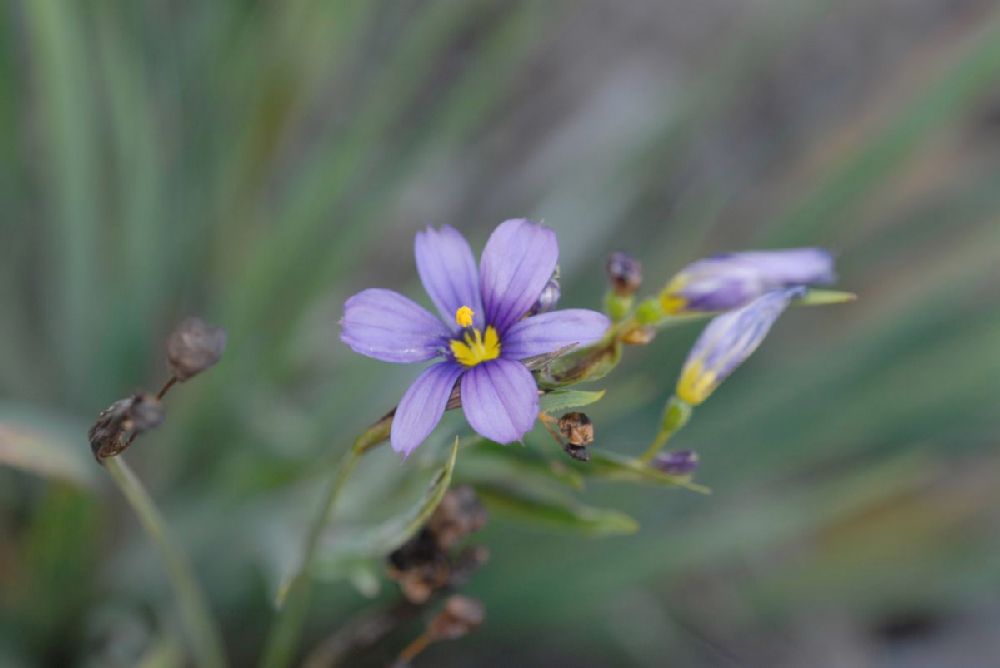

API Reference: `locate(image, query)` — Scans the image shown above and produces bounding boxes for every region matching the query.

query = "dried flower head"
[387,487,489,604]
[558,412,594,447]
[166,317,227,381]
[427,596,485,641]
[606,252,642,297]
[88,394,165,461]
[429,486,488,550]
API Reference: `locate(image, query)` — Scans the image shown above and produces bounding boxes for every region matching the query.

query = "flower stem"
[639,396,692,463]
[104,456,227,668]
[259,414,393,668]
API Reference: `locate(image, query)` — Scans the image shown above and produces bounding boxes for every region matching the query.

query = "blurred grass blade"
[23,0,102,402]
[0,423,94,487]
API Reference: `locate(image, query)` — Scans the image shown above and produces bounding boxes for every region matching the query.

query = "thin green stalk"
[259,415,392,668]
[104,456,227,668]
[639,397,692,463]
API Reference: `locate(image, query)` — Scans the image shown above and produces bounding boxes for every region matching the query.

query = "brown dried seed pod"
[428,596,485,641]
[88,394,165,461]
[558,412,594,447]
[166,317,227,381]
[429,486,488,550]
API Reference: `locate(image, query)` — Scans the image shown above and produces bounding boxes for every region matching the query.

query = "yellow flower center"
[455,305,475,328]
[451,307,500,367]
[675,358,717,406]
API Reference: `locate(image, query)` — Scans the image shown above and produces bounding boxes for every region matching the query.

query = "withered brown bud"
[427,596,485,642]
[606,252,642,297]
[166,317,227,381]
[620,325,655,346]
[429,486,488,550]
[88,394,165,461]
[559,412,594,447]
[387,487,489,604]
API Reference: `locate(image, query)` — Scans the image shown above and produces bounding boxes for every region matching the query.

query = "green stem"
[639,396,692,463]
[104,456,227,668]
[259,414,392,668]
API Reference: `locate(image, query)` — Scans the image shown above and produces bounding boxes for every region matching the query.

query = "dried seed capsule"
[166,317,227,381]
[88,394,165,461]
[429,486,488,550]
[558,412,594,447]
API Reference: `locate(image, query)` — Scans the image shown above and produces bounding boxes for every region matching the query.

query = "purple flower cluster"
[341,220,609,456]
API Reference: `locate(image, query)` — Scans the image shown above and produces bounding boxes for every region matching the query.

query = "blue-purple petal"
[461,358,538,444]
[391,361,465,457]
[479,219,558,334]
[669,248,834,312]
[687,286,803,380]
[340,288,449,363]
[501,309,610,360]
[415,225,483,329]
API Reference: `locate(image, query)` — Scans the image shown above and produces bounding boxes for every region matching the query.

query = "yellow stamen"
[450,325,501,367]
[455,305,475,328]
[676,358,716,406]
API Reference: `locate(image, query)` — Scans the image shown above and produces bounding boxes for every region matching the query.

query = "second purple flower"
[341,219,610,457]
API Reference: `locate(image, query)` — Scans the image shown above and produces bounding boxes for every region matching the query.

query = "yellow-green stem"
[105,457,227,668]
[639,396,692,463]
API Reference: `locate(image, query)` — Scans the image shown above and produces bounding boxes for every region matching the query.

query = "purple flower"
[341,220,610,456]
[676,287,803,405]
[660,248,834,313]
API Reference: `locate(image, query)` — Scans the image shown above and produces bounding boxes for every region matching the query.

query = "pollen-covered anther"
[455,305,475,328]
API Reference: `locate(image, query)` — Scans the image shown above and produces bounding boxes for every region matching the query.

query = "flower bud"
[606,252,642,297]
[88,394,165,461]
[428,596,485,642]
[166,317,227,381]
[676,287,802,405]
[660,248,834,314]
[528,270,561,316]
[653,449,699,475]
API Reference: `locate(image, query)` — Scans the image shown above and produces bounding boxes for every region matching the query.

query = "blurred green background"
[4,0,1000,666]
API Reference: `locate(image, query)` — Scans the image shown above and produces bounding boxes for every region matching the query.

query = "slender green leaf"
[583,450,711,494]
[539,389,606,414]
[314,437,459,577]
[475,485,639,537]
